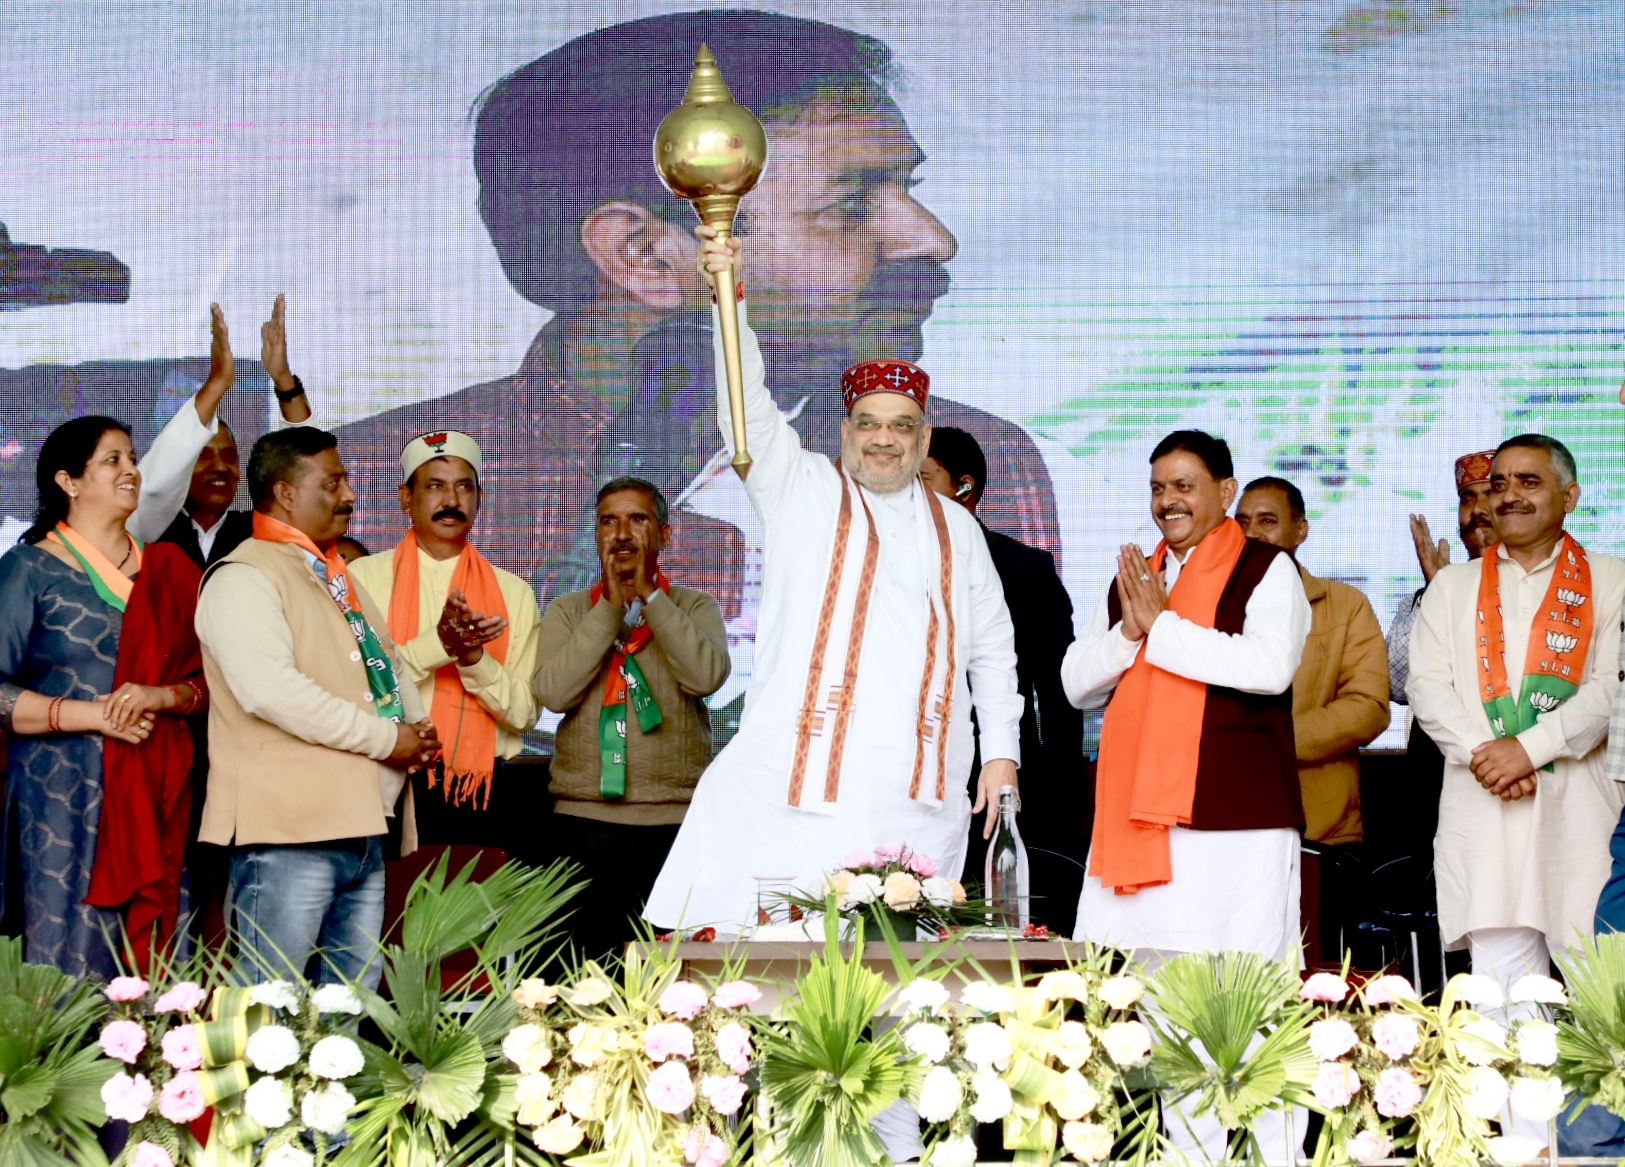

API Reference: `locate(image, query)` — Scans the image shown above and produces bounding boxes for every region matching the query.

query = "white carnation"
[310,984,364,1015]
[308,1034,365,1080]
[1515,1020,1559,1067]
[1508,975,1567,1006]
[1101,1019,1152,1067]
[300,1080,355,1135]
[248,980,301,1013]
[925,1133,978,1167]
[1457,1016,1509,1066]
[1509,1075,1567,1123]
[903,1021,952,1064]
[916,1065,964,1124]
[921,877,955,909]
[243,1075,295,1129]
[566,978,614,1008]
[262,1145,314,1167]
[845,873,883,905]
[1053,1020,1094,1070]
[1452,973,1505,1009]
[969,1071,1013,1123]
[963,1021,1013,1072]
[1097,975,1145,1011]
[1035,970,1089,1003]
[244,1025,302,1074]
[1063,1120,1115,1164]
[1462,1066,1510,1120]
[1052,1068,1100,1121]
[897,979,952,1014]
[960,980,1014,1015]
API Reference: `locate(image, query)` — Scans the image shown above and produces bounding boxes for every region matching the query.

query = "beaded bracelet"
[169,683,203,716]
[46,695,64,733]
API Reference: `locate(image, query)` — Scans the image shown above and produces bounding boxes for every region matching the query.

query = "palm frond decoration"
[0,935,115,1167]
[1554,931,1625,1118]
[758,911,923,1167]
[334,853,582,1167]
[1145,950,1317,1160]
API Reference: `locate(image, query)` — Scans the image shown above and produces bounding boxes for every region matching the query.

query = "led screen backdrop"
[4,1,1622,745]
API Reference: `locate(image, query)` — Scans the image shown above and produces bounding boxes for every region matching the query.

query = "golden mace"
[654,45,768,477]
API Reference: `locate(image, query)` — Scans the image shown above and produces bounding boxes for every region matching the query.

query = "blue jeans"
[228,838,387,990]
[1596,807,1625,934]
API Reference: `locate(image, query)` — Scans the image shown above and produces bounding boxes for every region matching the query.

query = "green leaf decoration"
[1555,931,1625,1117]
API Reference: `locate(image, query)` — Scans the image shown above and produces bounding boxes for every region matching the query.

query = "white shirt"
[644,306,1023,932]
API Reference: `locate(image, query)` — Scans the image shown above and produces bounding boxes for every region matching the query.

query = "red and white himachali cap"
[840,359,930,413]
[1454,449,1497,492]
[401,430,483,484]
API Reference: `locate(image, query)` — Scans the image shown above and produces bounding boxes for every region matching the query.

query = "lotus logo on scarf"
[1492,716,1505,735]
[1545,631,1579,654]
[1529,691,1560,713]
[1556,588,1586,607]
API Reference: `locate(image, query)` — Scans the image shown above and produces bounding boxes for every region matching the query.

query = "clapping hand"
[437,588,507,666]
[1408,514,1451,584]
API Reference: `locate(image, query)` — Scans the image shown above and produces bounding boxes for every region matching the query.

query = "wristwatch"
[273,375,306,403]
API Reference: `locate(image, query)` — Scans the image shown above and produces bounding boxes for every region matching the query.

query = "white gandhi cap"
[401,430,482,484]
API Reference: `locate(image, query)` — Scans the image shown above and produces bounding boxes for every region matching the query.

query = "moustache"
[1463,515,1493,530]
[1495,502,1535,515]
[432,507,466,523]
[332,504,354,516]
[610,540,638,555]
[1157,508,1192,521]
[861,260,952,316]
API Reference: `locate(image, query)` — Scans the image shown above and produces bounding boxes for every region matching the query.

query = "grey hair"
[1495,434,1577,489]
[595,475,668,525]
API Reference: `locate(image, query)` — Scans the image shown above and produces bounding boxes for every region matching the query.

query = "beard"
[845,441,925,495]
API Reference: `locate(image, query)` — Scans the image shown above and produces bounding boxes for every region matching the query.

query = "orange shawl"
[1090,518,1247,894]
[387,530,510,808]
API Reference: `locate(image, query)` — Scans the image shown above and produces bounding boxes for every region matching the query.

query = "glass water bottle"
[985,786,1030,930]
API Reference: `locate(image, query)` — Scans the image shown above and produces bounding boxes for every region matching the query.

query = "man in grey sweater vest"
[531,476,729,960]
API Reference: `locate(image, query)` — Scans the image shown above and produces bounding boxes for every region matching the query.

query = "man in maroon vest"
[1062,429,1310,1162]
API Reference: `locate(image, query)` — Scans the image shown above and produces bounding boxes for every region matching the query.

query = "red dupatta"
[86,542,205,962]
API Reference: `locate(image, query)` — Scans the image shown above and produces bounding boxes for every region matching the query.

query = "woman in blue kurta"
[0,416,182,978]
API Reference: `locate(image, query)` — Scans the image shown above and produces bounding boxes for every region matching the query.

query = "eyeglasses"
[851,418,922,435]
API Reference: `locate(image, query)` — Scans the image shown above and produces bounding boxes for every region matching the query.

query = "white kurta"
[1407,541,1625,951]
[1061,539,1311,956]
[643,306,1022,933]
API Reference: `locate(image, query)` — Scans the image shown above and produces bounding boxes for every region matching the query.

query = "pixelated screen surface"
[4,2,1622,747]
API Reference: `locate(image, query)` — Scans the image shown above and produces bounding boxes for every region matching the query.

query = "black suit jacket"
[157,508,254,570]
[973,524,1088,858]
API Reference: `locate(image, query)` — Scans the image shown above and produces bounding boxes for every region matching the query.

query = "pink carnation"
[161,1025,203,1071]
[158,1071,206,1123]
[101,1071,153,1123]
[106,976,149,1003]
[1364,975,1418,1007]
[698,1133,727,1167]
[874,842,906,863]
[715,1021,753,1075]
[645,1021,697,1063]
[1300,972,1350,1003]
[683,1125,707,1164]
[131,1142,174,1167]
[98,1019,148,1063]
[658,981,710,1021]
[153,981,208,1014]
[905,852,939,879]
[1374,1067,1423,1118]
[711,981,761,1010]
[1312,1062,1361,1109]
[1371,1014,1421,1060]
[700,1073,748,1116]
[1347,1129,1394,1164]
[646,1060,696,1114]
[840,850,878,871]
[1309,1018,1359,1062]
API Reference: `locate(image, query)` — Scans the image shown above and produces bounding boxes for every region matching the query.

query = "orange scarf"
[387,530,510,809]
[46,522,141,609]
[1090,518,1248,894]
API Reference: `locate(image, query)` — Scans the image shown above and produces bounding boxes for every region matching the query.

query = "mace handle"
[711,247,752,479]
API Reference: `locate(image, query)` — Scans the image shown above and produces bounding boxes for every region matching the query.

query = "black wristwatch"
[273,375,306,403]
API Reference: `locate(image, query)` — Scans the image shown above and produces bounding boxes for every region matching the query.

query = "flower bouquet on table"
[500,952,763,1166]
[1144,951,1319,1164]
[901,948,1156,1167]
[95,975,367,1167]
[776,843,980,940]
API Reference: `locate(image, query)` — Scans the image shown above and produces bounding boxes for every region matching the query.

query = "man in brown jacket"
[1237,476,1391,844]
[196,428,440,988]
[532,476,729,959]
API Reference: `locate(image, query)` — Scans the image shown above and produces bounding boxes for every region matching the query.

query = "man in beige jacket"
[1237,476,1391,846]
[532,476,729,960]
[195,427,439,988]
